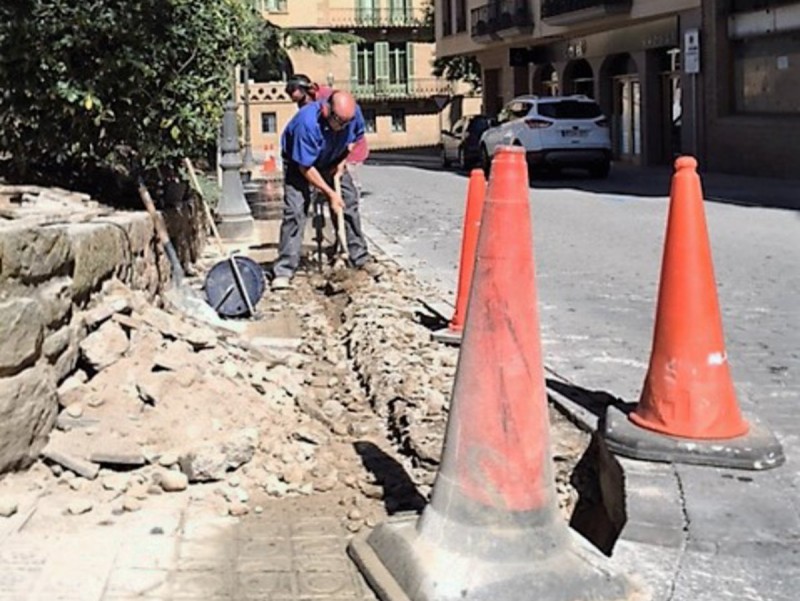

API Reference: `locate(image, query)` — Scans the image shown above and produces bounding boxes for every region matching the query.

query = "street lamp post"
[241,66,256,173]
[216,100,254,240]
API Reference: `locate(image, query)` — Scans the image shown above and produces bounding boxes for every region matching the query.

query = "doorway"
[613,75,642,161]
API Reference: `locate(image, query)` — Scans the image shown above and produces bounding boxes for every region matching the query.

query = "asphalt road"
[358,156,800,601]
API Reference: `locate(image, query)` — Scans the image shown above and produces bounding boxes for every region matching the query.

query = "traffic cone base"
[604,405,784,470]
[349,512,640,601]
[602,156,784,470]
[351,147,642,601]
[430,324,463,346]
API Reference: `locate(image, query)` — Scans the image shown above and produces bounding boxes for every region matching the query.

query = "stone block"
[37,277,73,328]
[0,298,44,377]
[0,366,58,473]
[67,223,127,300]
[53,320,86,383]
[0,225,73,284]
[100,213,154,256]
[42,327,71,362]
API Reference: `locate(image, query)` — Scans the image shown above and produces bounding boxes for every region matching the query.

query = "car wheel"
[441,147,451,168]
[589,160,611,179]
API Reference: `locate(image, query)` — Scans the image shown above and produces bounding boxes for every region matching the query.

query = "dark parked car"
[441,115,492,170]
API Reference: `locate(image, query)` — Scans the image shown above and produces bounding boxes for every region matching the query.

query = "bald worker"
[271,91,380,289]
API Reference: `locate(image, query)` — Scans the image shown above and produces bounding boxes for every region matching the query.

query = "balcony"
[470,0,534,41]
[327,6,432,30]
[342,78,454,100]
[540,0,631,26]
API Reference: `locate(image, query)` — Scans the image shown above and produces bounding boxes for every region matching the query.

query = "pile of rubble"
[0,254,589,528]
[341,263,589,516]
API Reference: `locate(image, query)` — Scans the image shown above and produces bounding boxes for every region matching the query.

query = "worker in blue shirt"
[271,91,380,289]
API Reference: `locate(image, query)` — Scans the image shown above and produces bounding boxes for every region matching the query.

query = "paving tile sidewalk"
[0,496,375,601]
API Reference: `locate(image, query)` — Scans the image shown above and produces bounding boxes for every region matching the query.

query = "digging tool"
[136,178,221,324]
[312,195,326,272]
[331,172,349,269]
[184,158,263,318]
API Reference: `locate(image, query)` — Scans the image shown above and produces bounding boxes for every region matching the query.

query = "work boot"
[357,256,383,279]
[271,276,291,290]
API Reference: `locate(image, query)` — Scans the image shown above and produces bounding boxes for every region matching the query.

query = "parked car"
[480,95,612,178]
[441,114,492,170]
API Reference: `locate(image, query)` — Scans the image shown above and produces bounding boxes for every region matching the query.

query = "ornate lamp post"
[216,100,254,240]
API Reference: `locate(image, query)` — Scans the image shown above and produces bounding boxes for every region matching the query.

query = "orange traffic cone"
[262,144,277,175]
[349,147,638,601]
[432,169,486,346]
[603,156,784,470]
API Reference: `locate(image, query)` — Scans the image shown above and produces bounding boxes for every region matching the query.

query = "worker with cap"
[271,90,381,290]
[285,74,333,108]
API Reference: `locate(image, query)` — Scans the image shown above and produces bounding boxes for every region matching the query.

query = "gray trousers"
[273,165,369,278]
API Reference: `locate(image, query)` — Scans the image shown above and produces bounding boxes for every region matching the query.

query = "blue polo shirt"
[281,100,365,170]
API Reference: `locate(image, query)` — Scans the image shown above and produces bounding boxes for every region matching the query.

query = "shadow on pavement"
[366,149,800,212]
[546,378,630,422]
[353,441,427,516]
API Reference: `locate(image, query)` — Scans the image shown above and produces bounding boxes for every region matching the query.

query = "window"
[442,0,453,35]
[351,42,414,91]
[363,108,377,133]
[537,100,602,119]
[456,0,467,32]
[257,0,287,13]
[354,44,376,85]
[733,32,800,114]
[391,108,406,132]
[261,112,277,134]
[357,0,377,25]
[389,43,408,84]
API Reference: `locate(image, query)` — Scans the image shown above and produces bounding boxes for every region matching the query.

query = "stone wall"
[0,203,204,474]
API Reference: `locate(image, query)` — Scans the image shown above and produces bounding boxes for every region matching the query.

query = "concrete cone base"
[430,327,463,346]
[603,405,785,471]
[348,515,641,601]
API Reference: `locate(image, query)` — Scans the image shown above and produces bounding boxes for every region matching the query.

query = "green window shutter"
[350,43,359,87]
[375,42,390,93]
[406,42,415,79]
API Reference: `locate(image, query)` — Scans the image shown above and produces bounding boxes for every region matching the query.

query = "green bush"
[0,0,259,201]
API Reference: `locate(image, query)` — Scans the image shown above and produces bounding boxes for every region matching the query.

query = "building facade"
[436,0,799,177]
[702,0,800,178]
[242,0,481,160]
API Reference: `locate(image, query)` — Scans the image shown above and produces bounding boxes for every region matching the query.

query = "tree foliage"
[0,0,259,197]
[433,55,482,91]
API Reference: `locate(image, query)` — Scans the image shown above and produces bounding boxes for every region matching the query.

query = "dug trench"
[0,252,626,564]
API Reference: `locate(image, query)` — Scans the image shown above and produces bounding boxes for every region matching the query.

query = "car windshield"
[467,117,490,133]
[538,100,602,119]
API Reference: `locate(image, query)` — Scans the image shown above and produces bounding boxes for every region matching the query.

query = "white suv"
[480,95,612,178]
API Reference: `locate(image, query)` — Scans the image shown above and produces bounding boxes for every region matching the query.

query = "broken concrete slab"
[79,320,130,372]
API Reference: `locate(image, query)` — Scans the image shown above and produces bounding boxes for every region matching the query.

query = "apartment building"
[242,0,481,159]
[436,0,800,177]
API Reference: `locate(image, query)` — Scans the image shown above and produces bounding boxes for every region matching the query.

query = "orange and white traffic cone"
[432,169,486,346]
[349,147,640,601]
[262,144,277,175]
[603,156,784,470]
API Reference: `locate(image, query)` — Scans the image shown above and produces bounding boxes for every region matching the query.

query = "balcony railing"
[327,6,432,29]
[470,0,533,39]
[540,0,631,25]
[343,77,453,99]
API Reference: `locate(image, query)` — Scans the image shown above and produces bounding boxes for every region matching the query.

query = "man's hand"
[328,189,345,214]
